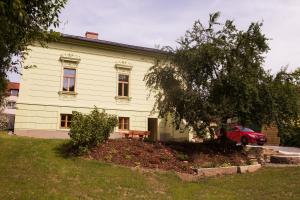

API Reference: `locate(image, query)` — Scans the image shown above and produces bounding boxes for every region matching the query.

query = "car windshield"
[240,127,254,132]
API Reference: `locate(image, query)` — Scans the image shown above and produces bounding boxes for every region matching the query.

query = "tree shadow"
[53,141,77,159]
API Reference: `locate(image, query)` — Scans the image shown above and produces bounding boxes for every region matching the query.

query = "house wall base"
[15,130,70,139]
[14,129,126,140]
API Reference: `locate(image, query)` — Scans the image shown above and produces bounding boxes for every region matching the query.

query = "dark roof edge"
[61,33,164,54]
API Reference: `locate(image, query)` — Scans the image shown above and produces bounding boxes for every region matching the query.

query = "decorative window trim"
[58,91,78,95]
[115,64,132,101]
[115,64,132,71]
[115,96,132,100]
[60,54,81,64]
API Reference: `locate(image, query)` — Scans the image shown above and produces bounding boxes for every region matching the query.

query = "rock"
[247,164,262,173]
[270,155,300,164]
[238,164,261,173]
[197,166,238,177]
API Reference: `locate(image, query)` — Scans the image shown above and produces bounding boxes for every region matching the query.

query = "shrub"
[176,152,189,161]
[280,126,300,148]
[0,115,8,130]
[69,107,118,154]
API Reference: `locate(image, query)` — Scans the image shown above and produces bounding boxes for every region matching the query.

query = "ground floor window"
[60,114,72,128]
[119,117,129,131]
[6,101,16,109]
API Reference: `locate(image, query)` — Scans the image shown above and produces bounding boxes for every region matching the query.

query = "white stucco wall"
[15,40,191,141]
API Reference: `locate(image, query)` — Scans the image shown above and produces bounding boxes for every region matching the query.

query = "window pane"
[63,78,68,91]
[69,78,75,92]
[118,118,123,129]
[118,83,123,96]
[10,89,19,96]
[61,121,65,127]
[61,115,66,120]
[124,83,128,96]
[119,74,128,82]
[124,118,129,130]
[67,121,71,128]
[64,69,76,76]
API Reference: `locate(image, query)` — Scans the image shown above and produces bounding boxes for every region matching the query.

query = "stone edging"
[177,164,261,182]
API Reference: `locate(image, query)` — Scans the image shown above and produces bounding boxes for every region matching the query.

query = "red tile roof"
[7,82,20,90]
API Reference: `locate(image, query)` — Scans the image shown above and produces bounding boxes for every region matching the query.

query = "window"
[119,117,129,130]
[63,68,76,92]
[118,74,129,97]
[10,89,19,96]
[241,127,254,132]
[6,101,16,109]
[60,114,72,128]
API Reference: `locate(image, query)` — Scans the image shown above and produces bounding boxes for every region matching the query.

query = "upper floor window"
[63,68,76,92]
[118,74,129,97]
[10,89,19,96]
[60,114,72,129]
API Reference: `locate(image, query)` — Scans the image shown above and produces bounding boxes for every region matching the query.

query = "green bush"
[280,126,300,147]
[176,152,189,161]
[69,107,118,154]
[0,115,8,131]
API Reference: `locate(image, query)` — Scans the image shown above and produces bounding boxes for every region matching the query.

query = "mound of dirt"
[88,139,248,174]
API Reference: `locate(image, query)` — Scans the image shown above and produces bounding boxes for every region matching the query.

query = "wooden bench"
[122,130,150,139]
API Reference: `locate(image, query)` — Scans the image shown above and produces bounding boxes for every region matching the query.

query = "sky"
[9,0,300,82]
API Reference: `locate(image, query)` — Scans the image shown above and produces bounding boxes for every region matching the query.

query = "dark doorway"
[148,118,158,141]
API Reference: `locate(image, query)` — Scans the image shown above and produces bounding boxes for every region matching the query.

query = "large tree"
[145,12,300,137]
[0,0,67,105]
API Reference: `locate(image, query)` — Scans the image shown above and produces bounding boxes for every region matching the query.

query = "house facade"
[1,82,19,130]
[15,32,193,141]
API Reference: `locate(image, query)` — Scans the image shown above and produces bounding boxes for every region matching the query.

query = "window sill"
[115,96,131,101]
[58,128,70,131]
[58,91,78,96]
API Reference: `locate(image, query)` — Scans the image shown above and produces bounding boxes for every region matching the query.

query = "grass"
[0,131,300,199]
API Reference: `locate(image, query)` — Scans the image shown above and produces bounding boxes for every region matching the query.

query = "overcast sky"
[9,0,300,81]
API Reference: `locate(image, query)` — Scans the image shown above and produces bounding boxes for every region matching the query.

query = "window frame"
[62,68,76,93]
[10,89,19,96]
[6,101,16,109]
[60,114,72,129]
[118,117,130,131]
[118,74,129,97]
[115,64,132,100]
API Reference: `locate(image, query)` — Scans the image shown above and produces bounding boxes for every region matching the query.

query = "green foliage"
[176,152,189,161]
[0,0,67,103]
[145,12,300,138]
[0,115,8,130]
[279,126,300,147]
[69,107,118,154]
[0,76,8,107]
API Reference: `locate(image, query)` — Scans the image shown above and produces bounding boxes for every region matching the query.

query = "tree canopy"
[0,0,67,105]
[144,12,300,137]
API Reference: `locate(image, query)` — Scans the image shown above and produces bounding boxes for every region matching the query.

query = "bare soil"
[88,139,249,174]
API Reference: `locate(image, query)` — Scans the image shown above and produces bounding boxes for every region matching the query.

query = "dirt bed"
[88,139,249,174]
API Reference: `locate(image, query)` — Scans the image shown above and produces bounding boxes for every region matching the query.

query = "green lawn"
[0,132,299,200]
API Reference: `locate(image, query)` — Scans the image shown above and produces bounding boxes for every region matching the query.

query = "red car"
[226,126,267,145]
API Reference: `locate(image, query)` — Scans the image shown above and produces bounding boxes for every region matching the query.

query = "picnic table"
[122,130,150,139]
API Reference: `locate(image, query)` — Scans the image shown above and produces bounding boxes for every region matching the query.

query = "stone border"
[270,155,300,164]
[197,166,238,177]
[177,164,262,182]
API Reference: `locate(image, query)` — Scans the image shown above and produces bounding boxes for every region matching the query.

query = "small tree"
[69,107,118,154]
[0,0,67,104]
